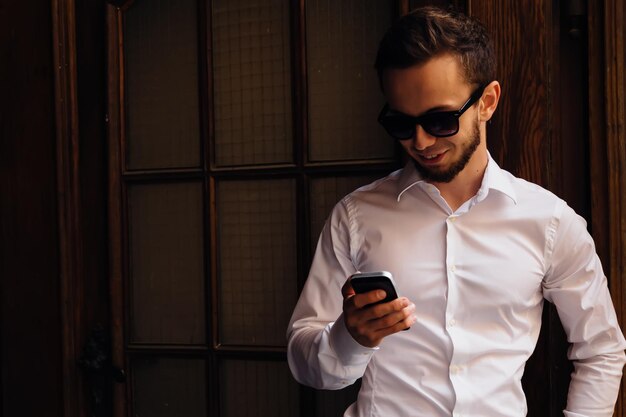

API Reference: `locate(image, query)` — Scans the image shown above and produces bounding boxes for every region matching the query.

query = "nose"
[412,124,437,151]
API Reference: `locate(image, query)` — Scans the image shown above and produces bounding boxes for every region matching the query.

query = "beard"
[412,120,481,183]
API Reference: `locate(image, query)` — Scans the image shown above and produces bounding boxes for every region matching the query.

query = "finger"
[369,302,416,329]
[364,301,414,329]
[351,290,388,309]
[344,304,416,347]
[341,278,355,299]
[360,297,411,320]
[373,312,417,339]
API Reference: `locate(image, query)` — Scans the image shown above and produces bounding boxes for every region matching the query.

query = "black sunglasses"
[377,85,487,140]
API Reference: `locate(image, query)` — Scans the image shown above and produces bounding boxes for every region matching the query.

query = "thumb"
[341,277,356,299]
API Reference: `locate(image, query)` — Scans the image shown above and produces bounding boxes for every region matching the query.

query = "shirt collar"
[396,153,518,204]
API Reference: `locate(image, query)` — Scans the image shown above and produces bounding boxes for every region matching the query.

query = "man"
[287,6,626,417]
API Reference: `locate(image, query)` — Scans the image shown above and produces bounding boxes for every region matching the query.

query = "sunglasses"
[377,85,486,140]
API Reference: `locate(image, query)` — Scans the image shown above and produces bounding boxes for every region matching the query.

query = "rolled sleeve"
[287,199,375,389]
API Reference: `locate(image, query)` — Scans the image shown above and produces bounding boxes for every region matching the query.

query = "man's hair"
[375,6,495,88]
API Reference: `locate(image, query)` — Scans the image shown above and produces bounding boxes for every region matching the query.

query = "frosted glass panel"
[128,182,205,344]
[220,360,299,417]
[124,0,201,169]
[216,179,297,346]
[212,0,293,166]
[306,0,394,161]
[133,357,206,417]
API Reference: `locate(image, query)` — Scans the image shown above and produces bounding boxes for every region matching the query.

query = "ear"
[479,81,501,122]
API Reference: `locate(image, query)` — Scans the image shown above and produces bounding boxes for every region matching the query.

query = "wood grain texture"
[106,5,127,417]
[0,0,63,415]
[604,0,626,414]
[470,0,550,186]
[587,0,610,273]
[588,0,626,414]
[52,0,86,415]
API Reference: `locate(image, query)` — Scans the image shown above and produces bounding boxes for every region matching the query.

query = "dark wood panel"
[52,0,86,416]
[76,0,109,332]
[0,0,63,416]
[105,4,128,417]
[589,0,626,414]
[470,1,551,186]
[75,1,112,416]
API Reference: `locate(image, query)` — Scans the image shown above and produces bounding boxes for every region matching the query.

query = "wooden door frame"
[105,3,127,417]
[95,1,626,416]
[53,0,112,416]
[52,0,86,416]
[588,0,626,413]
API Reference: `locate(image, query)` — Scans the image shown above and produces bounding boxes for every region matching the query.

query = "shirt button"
[448,319,456,327]
[450,265,456,272]
[449,216,456,222]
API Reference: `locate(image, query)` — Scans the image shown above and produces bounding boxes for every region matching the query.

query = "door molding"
[52,0,86,416]
[588,0,626,413]
[105,4,127,417]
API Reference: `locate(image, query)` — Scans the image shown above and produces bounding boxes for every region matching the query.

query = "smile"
[418,150,447,163]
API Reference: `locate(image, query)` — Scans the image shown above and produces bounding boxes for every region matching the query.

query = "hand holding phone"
[342,271,414,347]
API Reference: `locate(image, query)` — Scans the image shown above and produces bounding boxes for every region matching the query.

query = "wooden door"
[103,0,626,416]
[106,1,399,416]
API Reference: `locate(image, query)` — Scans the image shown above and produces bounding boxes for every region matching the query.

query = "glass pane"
[309,175,380,256]
[133,357,207,417]
[212,0,293,166]
[220,359,299,417]
[306,0,394,161]
[216,179,297,346]
[124,0,201,169]
[128,182,206,345]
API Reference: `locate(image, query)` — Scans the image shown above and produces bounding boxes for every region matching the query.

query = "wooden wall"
[0,1,63,416]
[0,0,624,416]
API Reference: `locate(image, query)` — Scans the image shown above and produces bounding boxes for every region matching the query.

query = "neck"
[430,146,489,212]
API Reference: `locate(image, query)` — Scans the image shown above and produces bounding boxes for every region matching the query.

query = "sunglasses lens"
[379,110,460,139]
[421,113,458,137]
[380,115,415,140]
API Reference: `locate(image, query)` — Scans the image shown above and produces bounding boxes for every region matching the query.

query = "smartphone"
[350,271,399,305]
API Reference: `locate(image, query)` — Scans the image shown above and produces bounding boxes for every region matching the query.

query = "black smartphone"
[350,271,399,305]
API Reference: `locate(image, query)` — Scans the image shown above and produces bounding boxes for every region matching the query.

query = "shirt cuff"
[329,313,378,366]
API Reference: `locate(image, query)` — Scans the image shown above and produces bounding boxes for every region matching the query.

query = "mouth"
[417,150,447,164]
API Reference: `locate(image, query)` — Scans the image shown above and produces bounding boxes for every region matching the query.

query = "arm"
[543,202,626,417]
[286,199,415,389]
[286,200,376,389]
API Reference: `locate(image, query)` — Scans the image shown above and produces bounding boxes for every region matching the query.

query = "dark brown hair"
[375,6,495,88]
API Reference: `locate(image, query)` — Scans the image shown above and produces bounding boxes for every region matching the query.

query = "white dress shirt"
[287,156,626,417]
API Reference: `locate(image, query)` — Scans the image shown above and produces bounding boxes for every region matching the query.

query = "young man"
[287,6,626,417]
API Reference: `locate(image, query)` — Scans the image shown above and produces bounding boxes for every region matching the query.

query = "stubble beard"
[412,121,481,183]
